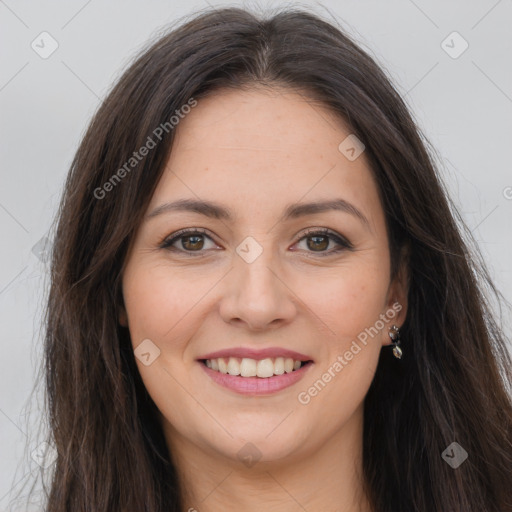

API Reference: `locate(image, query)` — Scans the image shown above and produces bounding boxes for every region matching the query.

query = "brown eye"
[294,228,353,256]
[307,235,329,251]
[161,228,218,254]
[181,234,205,251]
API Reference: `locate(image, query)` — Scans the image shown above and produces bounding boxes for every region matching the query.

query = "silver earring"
[389,324,402,359]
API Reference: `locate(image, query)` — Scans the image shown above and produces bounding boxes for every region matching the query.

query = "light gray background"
[1,0,511,509]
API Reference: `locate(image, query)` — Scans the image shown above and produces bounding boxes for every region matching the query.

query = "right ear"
[119,306,128,327]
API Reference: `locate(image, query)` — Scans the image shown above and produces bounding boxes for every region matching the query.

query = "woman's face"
[120,87,407,465]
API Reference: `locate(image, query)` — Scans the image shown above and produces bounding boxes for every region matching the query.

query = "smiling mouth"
[200,357,313,378]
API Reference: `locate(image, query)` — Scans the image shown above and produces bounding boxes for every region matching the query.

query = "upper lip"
[198,347,313,362]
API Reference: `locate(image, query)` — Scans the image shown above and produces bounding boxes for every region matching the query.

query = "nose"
[218,247,297,331]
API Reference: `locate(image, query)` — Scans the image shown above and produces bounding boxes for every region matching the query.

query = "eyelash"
[159,227,354,257]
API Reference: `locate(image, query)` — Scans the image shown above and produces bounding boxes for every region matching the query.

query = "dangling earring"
[389,324,402,359]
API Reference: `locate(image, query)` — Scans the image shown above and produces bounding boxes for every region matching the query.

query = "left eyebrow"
[280,198,370,229]
[145,197,370,230]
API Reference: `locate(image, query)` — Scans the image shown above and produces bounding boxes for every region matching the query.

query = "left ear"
[382,243,410,346]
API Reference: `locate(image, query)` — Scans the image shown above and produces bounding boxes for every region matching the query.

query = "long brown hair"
[31,6,512,511]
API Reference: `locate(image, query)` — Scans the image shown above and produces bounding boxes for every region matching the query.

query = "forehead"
[172,86,350,153]
[149,87,382,227]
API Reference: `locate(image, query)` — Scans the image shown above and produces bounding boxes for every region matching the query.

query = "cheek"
[295,276,386,434]
[122,264,205,428]
[301,258,390,342]
[122,261,213,344]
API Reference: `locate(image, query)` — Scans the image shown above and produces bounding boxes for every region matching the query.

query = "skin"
[119,86,408,512]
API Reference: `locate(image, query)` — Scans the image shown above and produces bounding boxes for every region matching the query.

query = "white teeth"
[218,358,228,374]
[204,356,307,378]
[257,358,274,378]
[227,357,241,375]
[274,357,284,375]
[240,358,257,377]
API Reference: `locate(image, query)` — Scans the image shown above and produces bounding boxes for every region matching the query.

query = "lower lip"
[199,361,314,395]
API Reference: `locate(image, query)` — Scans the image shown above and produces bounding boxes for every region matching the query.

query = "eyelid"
[160,226,353,255]
[298,227,353,246]
[159,227,218,250]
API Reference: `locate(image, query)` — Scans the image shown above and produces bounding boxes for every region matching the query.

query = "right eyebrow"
[145,197,370,230]
[146,198,232,221]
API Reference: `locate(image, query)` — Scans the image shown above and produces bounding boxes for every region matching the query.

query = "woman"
[40,6,512,512]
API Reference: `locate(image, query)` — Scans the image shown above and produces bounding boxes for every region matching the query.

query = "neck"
[163,405,373,512]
